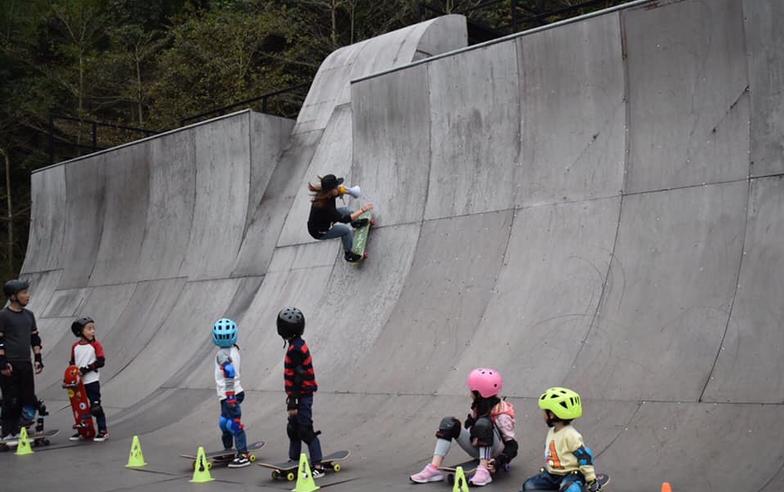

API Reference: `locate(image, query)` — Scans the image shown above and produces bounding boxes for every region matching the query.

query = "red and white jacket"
[70,339,106,385]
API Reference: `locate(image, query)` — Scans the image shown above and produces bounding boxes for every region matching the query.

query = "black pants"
[0,361,36,436]
[84,381,107,432]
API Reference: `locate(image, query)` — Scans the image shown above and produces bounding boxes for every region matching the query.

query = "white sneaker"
[2,434,18,446]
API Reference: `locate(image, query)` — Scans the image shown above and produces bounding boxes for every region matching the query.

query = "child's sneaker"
[344,251,363,263]
[311,465,326,478]
[93,430,109,442]
[410,463,444,483]
[228,453,251,468]
[69,432,82,441]
[469,465,492,487]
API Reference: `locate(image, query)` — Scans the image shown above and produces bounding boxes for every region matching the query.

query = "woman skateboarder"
[410,368,519,487]
[307,174,373,263]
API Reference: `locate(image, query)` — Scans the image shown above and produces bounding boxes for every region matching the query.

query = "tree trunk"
[136,48,144,126]
[331,0,338,47]
[0,147,13,274]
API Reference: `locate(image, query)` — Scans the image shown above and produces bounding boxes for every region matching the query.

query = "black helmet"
[3,279,29,298]
[71,317,94,337]
[277,307,305,339]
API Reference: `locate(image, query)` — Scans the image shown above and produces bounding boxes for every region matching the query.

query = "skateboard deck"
[439,459,479,486]
[441,458,514,487]
[258,449,350,481]
[180,440,264,469]
[63,365,96,440]
[351,210,374,260]
[0,429,59,450]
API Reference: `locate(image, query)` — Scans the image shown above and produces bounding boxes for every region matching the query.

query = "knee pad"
[90,403,103,417]
[435,416,461,441]
[298,423,320,444]
[230,418,244,435]
[219,416,231,433]
[469,417,494,447]
[287,420,299,440]
[562,482,583,492]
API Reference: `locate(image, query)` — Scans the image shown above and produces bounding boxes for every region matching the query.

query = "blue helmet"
[212,318,238,348]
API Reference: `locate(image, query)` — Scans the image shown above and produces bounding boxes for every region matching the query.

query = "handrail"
[179,83,309,126]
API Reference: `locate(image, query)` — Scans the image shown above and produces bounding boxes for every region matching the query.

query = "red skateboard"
[63,365,95,440]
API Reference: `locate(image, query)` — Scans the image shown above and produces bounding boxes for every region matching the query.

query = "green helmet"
[538,387,582,420]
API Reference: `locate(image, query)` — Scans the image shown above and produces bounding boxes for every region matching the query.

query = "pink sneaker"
[410,463,444,483]
[470,466,493,487]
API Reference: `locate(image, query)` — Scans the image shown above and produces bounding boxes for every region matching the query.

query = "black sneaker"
[93,430,109,442]
[351,218,369,229]
[69,432,81,441]
[345,251,363,263]
[312,465,326,478]
[228,453,251,468]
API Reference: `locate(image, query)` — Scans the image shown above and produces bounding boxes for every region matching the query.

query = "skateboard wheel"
[271,470,280,480]
[332,463,341,472]
[287,472,296,481]
[249,454,256,462]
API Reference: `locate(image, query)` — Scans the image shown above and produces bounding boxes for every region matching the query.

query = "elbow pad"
[574,446,594,467]
[30,332,42,348]
[496,439,518,466]
[222,363,236,379]
[93,356,105,369]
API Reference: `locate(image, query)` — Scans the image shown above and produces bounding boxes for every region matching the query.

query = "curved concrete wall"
[8,2,784,491]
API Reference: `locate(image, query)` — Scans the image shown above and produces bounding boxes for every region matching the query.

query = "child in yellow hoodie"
[522,387,602,492]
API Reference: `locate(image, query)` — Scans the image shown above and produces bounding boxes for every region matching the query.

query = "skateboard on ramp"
[258,449,350,481]
[351,210,375,261]
[180,440,265,469]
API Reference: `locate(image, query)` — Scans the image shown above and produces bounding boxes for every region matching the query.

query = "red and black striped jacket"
[284,337,318,396]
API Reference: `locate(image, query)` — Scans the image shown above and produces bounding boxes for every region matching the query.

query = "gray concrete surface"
[6,1,784,491]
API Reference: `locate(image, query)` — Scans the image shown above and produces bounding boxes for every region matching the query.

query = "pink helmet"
[467,368,503,398]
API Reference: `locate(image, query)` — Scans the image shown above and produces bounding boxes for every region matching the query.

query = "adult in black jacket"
[307,174,373,262]
[0,279,44,441]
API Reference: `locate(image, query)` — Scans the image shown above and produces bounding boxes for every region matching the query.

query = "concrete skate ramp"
[6,1,784,491]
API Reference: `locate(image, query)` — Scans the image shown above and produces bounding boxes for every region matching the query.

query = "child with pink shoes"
[410,368,519,487]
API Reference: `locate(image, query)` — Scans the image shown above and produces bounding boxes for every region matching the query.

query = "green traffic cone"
[452,466,469,492]
[125,435,147,468]
[293,452,320,492]
[190,446,215,483]
[15,427,33,456]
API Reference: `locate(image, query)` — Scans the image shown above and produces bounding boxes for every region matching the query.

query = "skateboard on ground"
[0,429,59,451]
[63,365,95,440]
[258,449,350,481]
[440,458,513,486]
[179,440,265,469]
[351,209,375,261]
[438,459,478,485]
